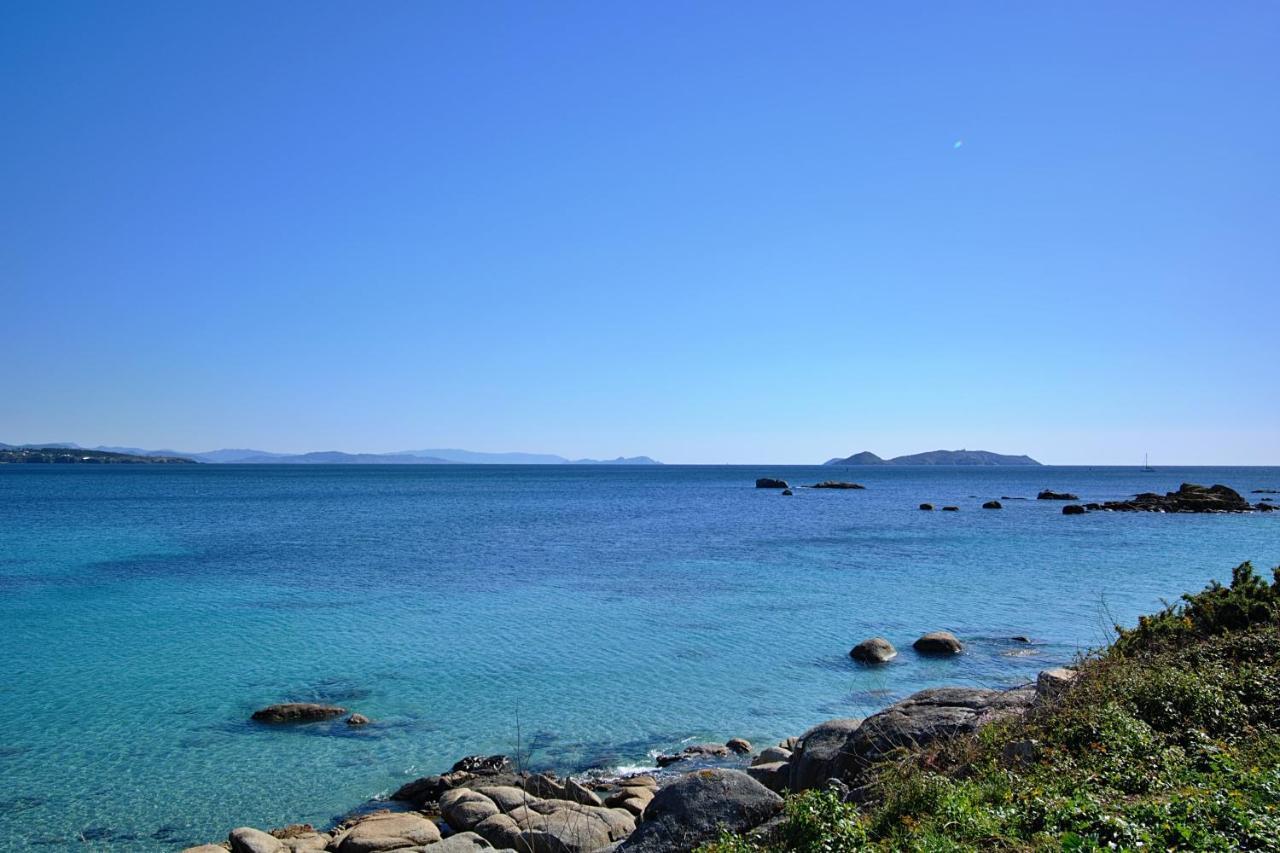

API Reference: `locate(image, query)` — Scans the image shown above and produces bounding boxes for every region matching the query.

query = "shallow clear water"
[1,464,1277,851]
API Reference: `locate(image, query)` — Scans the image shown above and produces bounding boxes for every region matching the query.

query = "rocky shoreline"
[183,663,1077,853]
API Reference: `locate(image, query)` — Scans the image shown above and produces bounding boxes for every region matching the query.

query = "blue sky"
[2,1,1276,463]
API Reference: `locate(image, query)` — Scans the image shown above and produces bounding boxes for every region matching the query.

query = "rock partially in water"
[1037,490,1079,500]
[941,506,959,512]
[1062,504,1087,515]
[725,737,753,754]
[755,478,789,489]
[850,637,897,664]
[451,754,512,775]
[919,503,934,510]
[249,703,346,724]
[345,714,370,726]
[810,481,866,490]
[656,742,731,766]
[781,488,793,496]
[982,500,1002,509]
[913,631,963,655]
[618,769,783,853]
[1098,483,1254,513]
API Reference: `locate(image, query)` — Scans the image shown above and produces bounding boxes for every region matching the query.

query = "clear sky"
[2,2,1276,464]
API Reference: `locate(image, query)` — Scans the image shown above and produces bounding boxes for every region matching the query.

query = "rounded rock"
[849,637,897,664]
[913,631,963,655]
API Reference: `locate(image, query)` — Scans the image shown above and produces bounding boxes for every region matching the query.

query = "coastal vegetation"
[701,562,1280,851]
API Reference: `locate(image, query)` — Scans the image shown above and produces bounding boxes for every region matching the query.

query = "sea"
[1,464,1278,851]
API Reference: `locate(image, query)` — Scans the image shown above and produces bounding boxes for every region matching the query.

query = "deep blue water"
[1,464,1278,851]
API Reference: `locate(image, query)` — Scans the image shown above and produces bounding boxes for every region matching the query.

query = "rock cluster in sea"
[1061,483,1276,515]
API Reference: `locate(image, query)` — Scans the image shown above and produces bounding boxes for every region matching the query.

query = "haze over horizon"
[3,2,1277,466]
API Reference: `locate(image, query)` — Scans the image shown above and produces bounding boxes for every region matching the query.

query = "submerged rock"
[913,631,963,654]
[618,769,782,853]
[345,713,370,726]
[755,478,789,489]
[850,637,897,664]
[249,703,345,724]
[781,488,793,496]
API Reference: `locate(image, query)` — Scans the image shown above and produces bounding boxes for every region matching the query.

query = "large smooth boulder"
[618,769,783,853]
[432,832,495,851]
[850,686,1034,766]
[788,718,864,792]
[755,478,789,489]
[751,746,792,766]
[250,703,346,723]
[229,827,283,853]
[440,789,501,831]
[849,637,897,664]
[913,631,963,655]
[746,761,790,794]
[331,812,442,853]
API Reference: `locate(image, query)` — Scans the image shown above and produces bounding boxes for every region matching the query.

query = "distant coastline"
[0,442,662,466]
[824,449,1041,466]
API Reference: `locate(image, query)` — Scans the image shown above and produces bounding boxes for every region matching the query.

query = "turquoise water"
[1,464,1278,851]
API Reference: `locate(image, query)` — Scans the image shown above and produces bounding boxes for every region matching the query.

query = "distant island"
[824,449,1041,466]
[1,442,662,465]
[0,446,196,464]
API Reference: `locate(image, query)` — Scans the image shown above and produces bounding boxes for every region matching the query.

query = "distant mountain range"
[824,449,1041,466]
[1,442,661,465]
